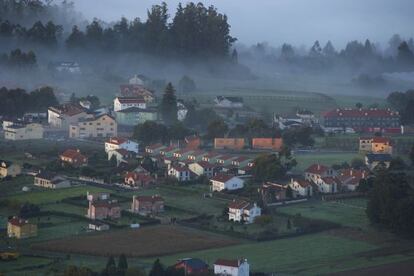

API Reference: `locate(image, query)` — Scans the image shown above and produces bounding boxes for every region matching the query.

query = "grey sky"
[72,0,414,48]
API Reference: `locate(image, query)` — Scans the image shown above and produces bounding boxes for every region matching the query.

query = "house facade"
[228,200,261,224]
[0,160,21,179]
[3,122,43,140]
[114,97,146,112]
[7,217,37,239]
[305,164,335,183]
[34,171,71,189]
[289,179,313,197]
[337,168,369,191]
[48,103,87,129]
[105,137,139,154]
[115,107,158,126]
[131,195,164,215]
[315,177,340,193]
[210,174,244,192]
[214,259,250,276]
[124,172,155,187]
[168,166,191,181]
[174,258,209,275]
[214,96,244,108]
[359,136,393,154]
[87,196,121,220]
[365,153,392,170]
[189,161,215,178]
[70,114,117,138]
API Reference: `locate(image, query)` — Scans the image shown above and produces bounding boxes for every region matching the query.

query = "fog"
[72,0,414,47]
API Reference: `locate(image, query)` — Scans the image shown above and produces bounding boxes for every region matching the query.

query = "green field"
[293,152,363,172]
[277,199,369,229]
[6,185,112,205]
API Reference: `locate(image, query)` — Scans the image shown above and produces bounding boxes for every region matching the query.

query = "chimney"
[350,169,353,176]
[317,164,320,170]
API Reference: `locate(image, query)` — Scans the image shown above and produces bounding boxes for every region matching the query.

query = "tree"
[206,119,228,139]
[323,41,336,56]
[231,49,238,63]
[251,154,286,182]
[355,102,363,109]
[103,256,117,275]
[66,25,86,48]
[397,41,414,66]
[160,83,178,126]
[281,43,294,59]
[410,144,414,165]
[125,267,146,276]
[133,121,168,145]
[309,40,322,57]
[118,254,128,275]
[149,259,165,276]
[351,158,364,169]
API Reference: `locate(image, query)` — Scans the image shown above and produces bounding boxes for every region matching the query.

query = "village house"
[0,160,21,179]
[211,174,244,192]
[214,96,244,108]
[131,195,164,215]
[177,100,189,121]
[289,179,313,197]
[55,61,81,73]
[214,259,250,276]
[365,153,392,170]
[273,114,304,130]
[231,156,253,168]
[188,161,216,178]
[86,196,121,220]
[359,136,393,154]
[105,137,139,154]
[48,103,87,129]
[260,182,288,202]
[315,177,340,193]
[70,114,117,138]
[337,168,369,192]
[113,96,147,112]
[3,122,43,140]
[124,172,155,187]
[214,138,245,150]
[7,217,37,239]
[323,108,400,133]
[34,171,71,189]
[60,149,88,167]
[184,135,201,150]
[79,99,91,109]
[107,149,134,166]
[202,152,223,163]
[186,150,206,162]
[174,258,209,275]
[173,148,194,161]
[168,165,191,181]
[305,164,336,183]
[228,200,261,224]
[252,138,283,151]
[160,146,180,158]
[115,107,158,126]
[119,84,154,103]
[216,155,237,166]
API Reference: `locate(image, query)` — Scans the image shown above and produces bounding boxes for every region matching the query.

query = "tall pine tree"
[160,82,178,126]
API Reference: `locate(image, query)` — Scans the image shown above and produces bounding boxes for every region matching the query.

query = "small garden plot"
[32,225,240,257]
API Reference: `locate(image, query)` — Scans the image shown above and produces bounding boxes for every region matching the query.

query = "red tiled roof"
[196,161,216,168]
[134,195,164,203]
[372,137,391,144]
[8,217,30,227]
[211,173,236,183]
[305,164,330,174]
[92,200,120,208]
[323,108,399,118]
[228,200,251,209]
[146,143,164,150]
[214,259,242,268]
[60,149,87,161]
[125,172,154,182]
[321,177,340,185]
[170,165,189,172]
[217,155,235,161]
[107,137,128,145]
[294,179,311,188]
[232,156,250,162]
[49,103,84,116]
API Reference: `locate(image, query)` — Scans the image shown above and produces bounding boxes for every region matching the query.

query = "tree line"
[0,86,58,117]
[66,2,235,57]
[387,89,414,124]
[0,48,37,68]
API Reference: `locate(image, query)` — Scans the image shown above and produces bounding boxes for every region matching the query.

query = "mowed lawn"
[155,232,377,275]
[7,186,112,205]
[293,152,363,172]
[277,199,369,229]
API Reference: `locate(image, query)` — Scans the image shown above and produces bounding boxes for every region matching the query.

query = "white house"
[289,178,313,197]
[214,259,249,276]
[304,164,336,183]
[228,200,261,224]
[168,165,191,182]
[177,100,188,121]
[107,149,134,166]
[315,177,340,193]
[113,97,146,112]
[188,161,215,178]
[105,137,139,154]
[214,96,244,108]
[210,174,244,192]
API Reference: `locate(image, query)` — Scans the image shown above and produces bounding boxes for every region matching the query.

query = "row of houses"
[214,137,283,151]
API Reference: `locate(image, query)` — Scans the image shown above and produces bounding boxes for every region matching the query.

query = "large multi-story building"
[3,121,43,140]
[70,114,117,138]
[48,103,87,129]
[113,97,146,112]
[323,108,400,132]
[115,107,158,126]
